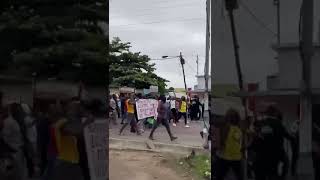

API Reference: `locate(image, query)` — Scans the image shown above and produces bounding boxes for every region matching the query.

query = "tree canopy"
[0,0,109,85]
[0,1,168,92]
[109,37,168,93]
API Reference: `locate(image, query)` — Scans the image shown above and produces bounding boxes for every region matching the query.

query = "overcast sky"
[110,0,319,89]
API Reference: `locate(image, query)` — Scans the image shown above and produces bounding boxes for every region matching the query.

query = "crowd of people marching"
[109,93,205,141]
[212,105,320,180]
[0,91,96,180]
[2,88,319,180]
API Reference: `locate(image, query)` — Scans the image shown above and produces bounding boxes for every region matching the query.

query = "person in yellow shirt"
[119,93,140,135]
[178,96,189,128]
[215,108,243,180]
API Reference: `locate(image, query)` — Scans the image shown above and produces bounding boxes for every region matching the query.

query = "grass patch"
[176,154,211,180]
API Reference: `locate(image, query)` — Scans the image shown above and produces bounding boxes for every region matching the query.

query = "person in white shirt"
[109,94,118,125]
[1,104,27,180]
[169,96,178,126]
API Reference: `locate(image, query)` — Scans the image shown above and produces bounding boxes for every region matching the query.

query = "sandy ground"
[109,150,192,180]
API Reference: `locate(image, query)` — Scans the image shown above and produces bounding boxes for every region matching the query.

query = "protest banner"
[136,99,158,120]
[84,120,108,180]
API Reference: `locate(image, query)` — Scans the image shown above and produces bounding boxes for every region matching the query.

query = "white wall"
[196,76,211,90]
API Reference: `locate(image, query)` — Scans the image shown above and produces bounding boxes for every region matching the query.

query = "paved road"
[109,117,209,147]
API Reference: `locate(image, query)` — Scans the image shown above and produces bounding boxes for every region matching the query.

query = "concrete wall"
[277,47,320,89]
[196,76,211,90]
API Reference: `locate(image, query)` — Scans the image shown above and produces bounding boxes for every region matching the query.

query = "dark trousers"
[171,109,177,123]
[279,149,289,179]
[149,118,173,139]
[290,137,299,176]
[313,152,320,180]
[215,157,243,180]
[77,135,91,180]
[178,112,187,125]
[253,158,279,180]
[119,113,139,134]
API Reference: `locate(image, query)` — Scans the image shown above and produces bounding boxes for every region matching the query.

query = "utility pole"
[273,0,281,45]
[179,52,188,96]
[205,0,210,93]
[298,0,314,179]
[207,1,214,180]
[196,55,199,76]
[225,0,248,179]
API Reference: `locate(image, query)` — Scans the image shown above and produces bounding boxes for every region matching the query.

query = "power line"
[185,60,197,74]
[110,17,205,28]
[149,57,177,61]
[111,0,200,4]
[238,0,277,36]
[110,2,204,16]
[110,11,206,20]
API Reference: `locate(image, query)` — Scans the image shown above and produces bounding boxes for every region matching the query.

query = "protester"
[116,95,121,118]
[109,94,118,125]
[119,93,140,135]
[41,104,60,180]
[178,96,189,128]
[149,95,177,141]
[120,94,127,124]
[0,106,17,180]
[36,110,51,176]
[0,104,28,180]
[289,119,299,176]
[169,96,178,126]
[251,105,293,180]
[190,97,200,121]
[60,97,95,180]
[214,108,243,180]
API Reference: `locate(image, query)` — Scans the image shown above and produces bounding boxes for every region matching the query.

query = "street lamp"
[161,53,188,96]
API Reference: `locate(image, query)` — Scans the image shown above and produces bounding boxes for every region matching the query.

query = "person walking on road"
[178,96,189,128]
[120,94,128,124]
[214,108,243,180]
[149,95,177,141]
[169,97,178,127]
[109,94,118,126]
[119,93,140,135]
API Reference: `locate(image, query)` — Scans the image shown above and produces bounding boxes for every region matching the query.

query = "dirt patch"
[109,150,193,180]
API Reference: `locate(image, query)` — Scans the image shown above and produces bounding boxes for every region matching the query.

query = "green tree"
[0,0,109,85]
[109,37,168,92]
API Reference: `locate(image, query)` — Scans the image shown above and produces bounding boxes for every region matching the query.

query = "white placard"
[136,99,158,120]
[84,121,108,180]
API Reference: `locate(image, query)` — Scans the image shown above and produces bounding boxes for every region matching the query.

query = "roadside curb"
[109,137,210,155]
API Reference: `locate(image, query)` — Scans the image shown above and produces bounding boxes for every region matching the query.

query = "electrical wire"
[110,17,205,28]
[238,0,277,36]
[111,0,200,4]
[149,57,177,61]
[110,1,204,16]
[111,11,206,20]
[185,60,197,74]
